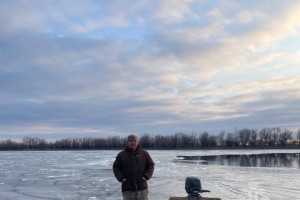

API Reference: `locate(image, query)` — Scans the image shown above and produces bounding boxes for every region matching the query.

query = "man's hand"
[122,178,127,183]
[142,177,147,181]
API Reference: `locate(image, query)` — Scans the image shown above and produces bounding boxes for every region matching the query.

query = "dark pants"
[122,189,148,200]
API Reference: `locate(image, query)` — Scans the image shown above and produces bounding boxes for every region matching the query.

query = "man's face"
[127,139,138,150]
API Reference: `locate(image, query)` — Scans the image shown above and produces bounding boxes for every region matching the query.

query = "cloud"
[0,0,300,139]
[154,0,192,24]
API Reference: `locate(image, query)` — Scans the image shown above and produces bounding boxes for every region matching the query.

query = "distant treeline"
[0,127,300,150]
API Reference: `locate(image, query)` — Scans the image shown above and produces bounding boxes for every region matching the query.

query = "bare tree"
[217,130,225,147]
[297,129,300,146]
[278,129,293,146]
[225,132,238,147]
[259,128,271,146]
[0,127,297,150]
[238,129,251,146]
[200,132,210,147]
[249,129,257,147]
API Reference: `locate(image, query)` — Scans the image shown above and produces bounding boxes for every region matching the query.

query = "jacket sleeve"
[113,153,125,182]
[143,152,155,180]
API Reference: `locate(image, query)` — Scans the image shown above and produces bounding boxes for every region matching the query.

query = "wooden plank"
[169,197,221,200]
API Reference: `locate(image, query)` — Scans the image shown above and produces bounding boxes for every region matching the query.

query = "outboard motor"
[185,177,210,200]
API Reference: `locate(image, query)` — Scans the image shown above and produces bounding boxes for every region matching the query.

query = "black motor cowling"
[185,177,210,197]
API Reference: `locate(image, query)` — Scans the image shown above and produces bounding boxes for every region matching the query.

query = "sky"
[1,0,300,140]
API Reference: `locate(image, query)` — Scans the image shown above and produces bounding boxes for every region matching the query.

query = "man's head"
[127,134,138,151]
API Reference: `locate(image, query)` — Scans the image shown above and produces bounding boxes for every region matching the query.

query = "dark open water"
[176,153,300,168]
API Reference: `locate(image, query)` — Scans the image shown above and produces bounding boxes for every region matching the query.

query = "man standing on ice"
[113,134,155,200]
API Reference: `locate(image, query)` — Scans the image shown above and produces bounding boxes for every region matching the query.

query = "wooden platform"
[169,197,221,200]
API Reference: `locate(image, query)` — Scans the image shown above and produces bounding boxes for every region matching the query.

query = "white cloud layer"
[0,0,300,139]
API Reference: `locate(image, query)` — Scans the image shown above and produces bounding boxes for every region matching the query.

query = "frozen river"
[0,149,300,200]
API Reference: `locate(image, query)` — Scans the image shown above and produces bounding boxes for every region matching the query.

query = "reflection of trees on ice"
[237,181,269,200]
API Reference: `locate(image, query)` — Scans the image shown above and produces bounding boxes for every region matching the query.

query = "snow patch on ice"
[76,158,87,161]
[46,174,72,178]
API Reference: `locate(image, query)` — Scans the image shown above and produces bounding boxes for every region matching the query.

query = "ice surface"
[0,149,299,200]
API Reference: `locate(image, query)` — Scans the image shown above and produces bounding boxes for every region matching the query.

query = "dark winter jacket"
[113,145,155,192]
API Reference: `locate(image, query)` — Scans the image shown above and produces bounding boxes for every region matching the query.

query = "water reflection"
[176,153,300,168]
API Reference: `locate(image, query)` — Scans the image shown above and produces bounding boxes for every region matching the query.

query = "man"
[113,134,155,200]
